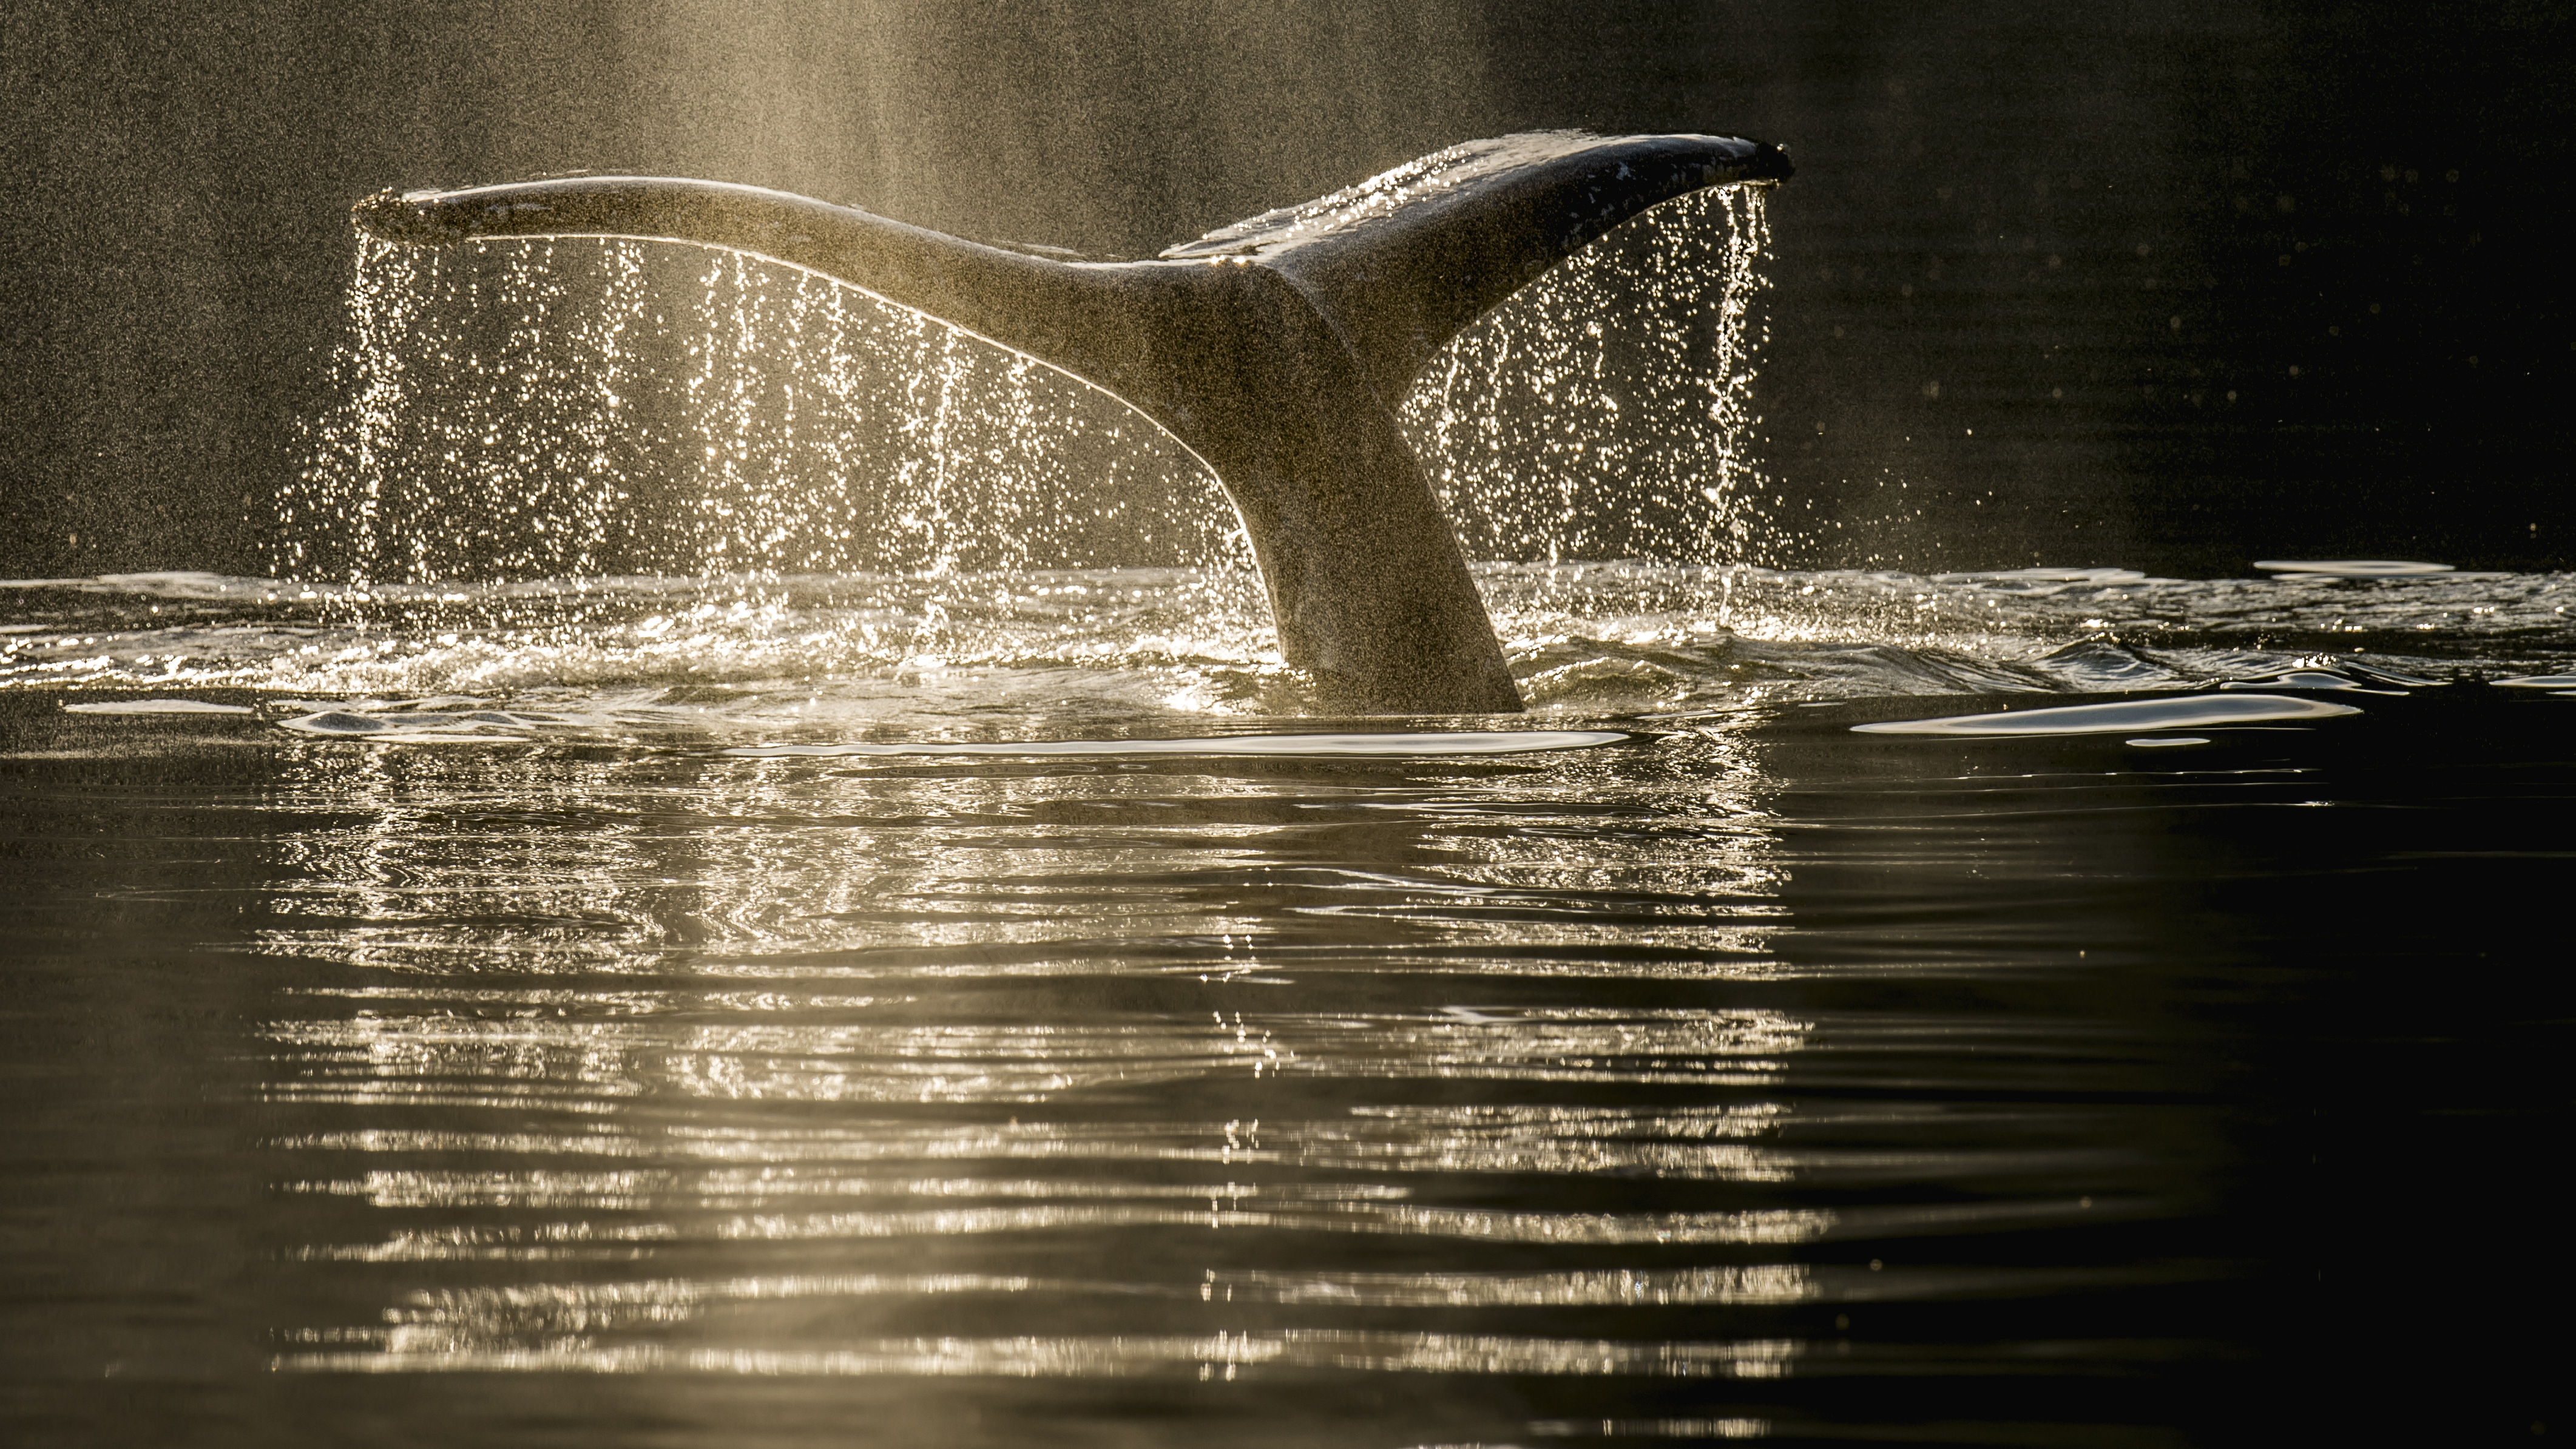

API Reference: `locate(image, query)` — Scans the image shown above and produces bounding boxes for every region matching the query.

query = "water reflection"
[254,738,1787,974]
[220,698,2243,1428]
[25,569,2564,1439]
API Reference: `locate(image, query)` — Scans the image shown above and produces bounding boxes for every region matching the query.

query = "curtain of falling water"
[285,238,1251,589]
[281,187,1772,620]
[1394,186,1774,568]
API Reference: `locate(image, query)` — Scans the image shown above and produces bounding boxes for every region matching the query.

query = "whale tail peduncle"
[353,132,1791,714]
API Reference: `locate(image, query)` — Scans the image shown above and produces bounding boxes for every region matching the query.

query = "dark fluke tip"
[1748,141,1794,181]
[351,188,462,246]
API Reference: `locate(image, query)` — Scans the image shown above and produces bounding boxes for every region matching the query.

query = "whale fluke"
[353,132,1790,713]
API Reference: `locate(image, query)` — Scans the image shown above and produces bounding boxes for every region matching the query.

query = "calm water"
[4,564,2569,1446]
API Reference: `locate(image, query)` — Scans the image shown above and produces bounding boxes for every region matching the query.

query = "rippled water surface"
[4,564,2571,1446]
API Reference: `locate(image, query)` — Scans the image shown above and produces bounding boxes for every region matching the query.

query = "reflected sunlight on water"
[6,620,2569,1443]
[4,130,2571,1449]
[206,708,2202,1397]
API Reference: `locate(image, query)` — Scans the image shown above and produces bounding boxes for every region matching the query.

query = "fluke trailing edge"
[353,132,1791,713]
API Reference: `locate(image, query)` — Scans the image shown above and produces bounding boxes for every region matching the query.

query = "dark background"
[3,0,2568,579]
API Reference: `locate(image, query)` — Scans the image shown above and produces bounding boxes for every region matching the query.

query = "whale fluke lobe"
[352,132,1790,714]
[1160,133,1791,407]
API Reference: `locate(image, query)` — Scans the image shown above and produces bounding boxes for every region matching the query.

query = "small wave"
[2253,559,2454,579]
[725,731,1626,759]
[10,564,2570,728]
[62,698,255,715]
[275,708,588,743]
[1851,693,2362,737]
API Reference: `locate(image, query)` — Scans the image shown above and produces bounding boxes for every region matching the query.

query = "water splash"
[10,564,2569,730]
[1395,186,1774,569]
[285,237,1254,593]
[287,189,1774,599]
[281,237,657,583]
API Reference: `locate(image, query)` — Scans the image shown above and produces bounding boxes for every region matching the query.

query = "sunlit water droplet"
[1396,187,1774,576]
[282,189,1779,670]
[284,237,1260,601]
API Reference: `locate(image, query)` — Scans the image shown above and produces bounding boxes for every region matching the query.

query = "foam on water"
[4,564,2567,745]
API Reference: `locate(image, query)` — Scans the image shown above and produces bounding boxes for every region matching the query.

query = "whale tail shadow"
[354,132,1791,713]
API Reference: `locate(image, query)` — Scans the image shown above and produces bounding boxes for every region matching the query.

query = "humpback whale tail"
[353,132,1791,713]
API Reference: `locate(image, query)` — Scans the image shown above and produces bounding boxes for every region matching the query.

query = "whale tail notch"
[352,132,1791,714]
